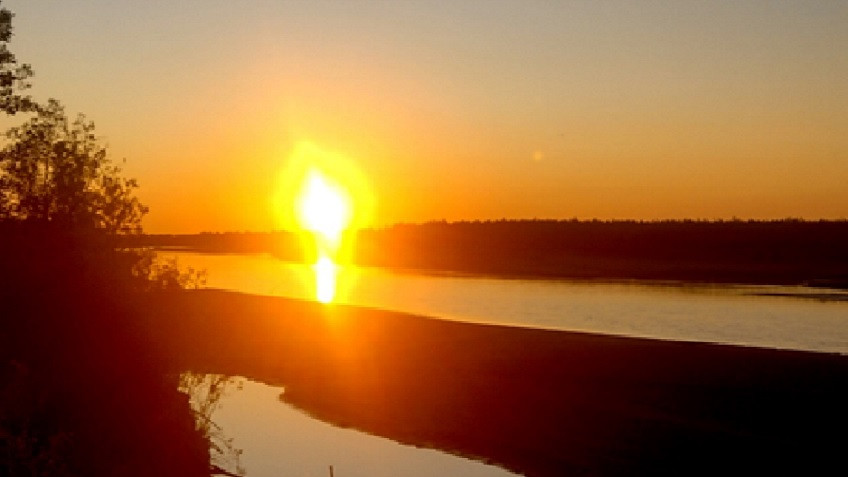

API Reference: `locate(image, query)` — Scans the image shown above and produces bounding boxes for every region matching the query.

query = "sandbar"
[136,290,848,476]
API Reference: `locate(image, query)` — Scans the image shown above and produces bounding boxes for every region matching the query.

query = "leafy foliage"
[0,4,146,235]
[179,373,246,477]
[130,249,209,291]
[0,100,148,233]
[0,2,36,114]
[0,4,222,477]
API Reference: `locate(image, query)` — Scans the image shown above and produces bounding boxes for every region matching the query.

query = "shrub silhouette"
[0,3,227,475]
[0,99,147,234]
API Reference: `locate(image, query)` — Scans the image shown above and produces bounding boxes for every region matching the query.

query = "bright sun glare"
[295,169,353,304]
[296,170,351,304]
[313,255,337,304]
[277,142,375,305]
[298,171,351,250]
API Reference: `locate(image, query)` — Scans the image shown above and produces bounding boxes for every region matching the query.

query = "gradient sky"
[3,0,846,232]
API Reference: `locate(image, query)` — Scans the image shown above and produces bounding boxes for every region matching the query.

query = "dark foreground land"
[1,231,212,477]
[140,290,848,477]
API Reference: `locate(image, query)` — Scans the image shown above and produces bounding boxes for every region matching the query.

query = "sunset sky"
[4,0,846,232]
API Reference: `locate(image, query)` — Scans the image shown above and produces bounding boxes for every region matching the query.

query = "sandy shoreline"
[138,290,848,476]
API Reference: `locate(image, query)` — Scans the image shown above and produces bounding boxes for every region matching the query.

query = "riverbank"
[0,228,212,477]
[138,289,848,477]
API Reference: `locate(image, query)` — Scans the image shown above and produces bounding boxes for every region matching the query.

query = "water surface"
[169,251,847,476]
[168,251,848,354]
[196,376,518,477]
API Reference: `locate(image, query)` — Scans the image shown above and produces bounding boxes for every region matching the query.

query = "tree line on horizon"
[355,220,848,285]
[130,219,848,288]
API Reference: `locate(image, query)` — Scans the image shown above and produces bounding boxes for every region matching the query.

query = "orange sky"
[4,0,847,232]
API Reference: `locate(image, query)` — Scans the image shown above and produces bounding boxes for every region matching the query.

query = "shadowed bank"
[138,289,848,477]
[0,227,213,476]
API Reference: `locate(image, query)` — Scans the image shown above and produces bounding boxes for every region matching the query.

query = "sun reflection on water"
[276,142,375,304]
[313,255,337,304]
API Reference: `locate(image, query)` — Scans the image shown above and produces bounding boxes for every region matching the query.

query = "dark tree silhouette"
[0,2,146,235]
[0,99,148,233]
[0,3,229,476]
[0,2,36,114]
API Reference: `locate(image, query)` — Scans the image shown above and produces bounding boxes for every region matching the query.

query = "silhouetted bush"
[0,3,223,474]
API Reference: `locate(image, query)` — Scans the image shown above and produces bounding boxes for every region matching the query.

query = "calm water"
[169,251,847,477]
[168,251,848,354]
[190,376,517,477]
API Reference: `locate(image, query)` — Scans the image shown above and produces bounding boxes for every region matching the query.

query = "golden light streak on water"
[276,141,375,303]
[314,254,337,304]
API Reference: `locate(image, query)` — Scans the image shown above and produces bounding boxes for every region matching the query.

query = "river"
[168,251,847,477]
[167,251,848,354]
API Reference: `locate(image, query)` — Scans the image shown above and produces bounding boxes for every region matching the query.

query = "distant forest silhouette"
[131,219,848,288]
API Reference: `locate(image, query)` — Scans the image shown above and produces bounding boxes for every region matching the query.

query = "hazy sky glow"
[4,0,846,232]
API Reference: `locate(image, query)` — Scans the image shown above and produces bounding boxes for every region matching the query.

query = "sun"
[275,142,376,304]
[296,170,349,304]
[297,170,351,251]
